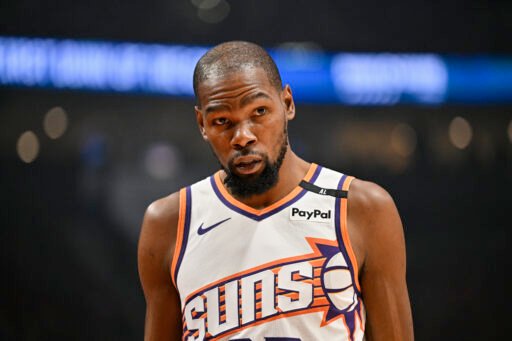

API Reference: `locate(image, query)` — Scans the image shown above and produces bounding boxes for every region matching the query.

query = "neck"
[221,149,310,209]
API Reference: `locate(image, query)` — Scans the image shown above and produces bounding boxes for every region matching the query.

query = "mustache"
[228,149,264,164]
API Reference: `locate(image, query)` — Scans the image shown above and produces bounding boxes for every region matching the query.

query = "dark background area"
[1,1,511,340]
[2,0,512,53]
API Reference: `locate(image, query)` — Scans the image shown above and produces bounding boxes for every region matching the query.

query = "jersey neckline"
[210,163,321,221]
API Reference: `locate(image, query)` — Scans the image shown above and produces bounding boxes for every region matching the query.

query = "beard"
[221,127,288,198]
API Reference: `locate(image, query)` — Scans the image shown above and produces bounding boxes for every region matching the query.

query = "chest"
[180,190,338,292]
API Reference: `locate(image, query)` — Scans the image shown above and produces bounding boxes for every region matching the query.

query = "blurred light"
[144,143,180,180]
[508,120,512,143]
[278,41,323,52]
[192,0,220,9]
[197,0,230,23]
[43,106,68,139]
[1,36,512,104]
[16,131,39,163]
[336,121,413,173]
[449,117,473,149]
[331,54,448,105]
[0,37,206,96]
[390,123,417,157]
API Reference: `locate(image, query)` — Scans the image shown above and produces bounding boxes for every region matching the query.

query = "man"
[138,41,413,341]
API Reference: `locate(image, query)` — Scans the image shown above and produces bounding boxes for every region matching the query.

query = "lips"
[232,155,263,175]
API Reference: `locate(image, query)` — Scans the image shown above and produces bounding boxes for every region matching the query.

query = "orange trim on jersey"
[340,176,361,292]
[312,297,330,306]
[309,259,324,267]
[170,188,187,289]
[213,163,318,216]
[280,292,300,301]
[313,287,325,296]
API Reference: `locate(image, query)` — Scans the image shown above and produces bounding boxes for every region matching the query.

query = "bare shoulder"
[143,191,181,235]
[138,191,184,340]
[138,191,181,274]
[346,178,405,270]
[348,178,400,234]
[348,180,413,339]
[348,178,396,216]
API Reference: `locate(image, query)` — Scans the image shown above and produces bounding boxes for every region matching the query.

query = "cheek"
[264,114,286,137]
[206,132,231,157]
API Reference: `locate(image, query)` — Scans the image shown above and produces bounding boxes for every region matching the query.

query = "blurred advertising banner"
[1,36,512,105]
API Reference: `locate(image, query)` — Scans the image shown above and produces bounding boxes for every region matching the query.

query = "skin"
[138,66,414,340]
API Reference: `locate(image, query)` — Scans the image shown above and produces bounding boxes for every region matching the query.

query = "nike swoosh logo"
[197,217,231,235]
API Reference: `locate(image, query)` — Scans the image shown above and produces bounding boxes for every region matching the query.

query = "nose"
[231,121,257,150]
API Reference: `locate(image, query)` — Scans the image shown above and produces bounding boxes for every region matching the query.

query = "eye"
[212,117,229,126]
[255,107,267,115]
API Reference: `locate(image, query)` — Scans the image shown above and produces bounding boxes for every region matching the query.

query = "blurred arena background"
[1,1,511,340]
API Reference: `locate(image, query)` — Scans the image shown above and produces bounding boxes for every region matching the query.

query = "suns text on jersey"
[180,238,361,341]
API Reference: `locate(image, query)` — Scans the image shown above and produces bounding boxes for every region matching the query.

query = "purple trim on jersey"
[318,242,358,315]
[334,174,360,296]
[209,165,322,221]
[324,284,352,294]
[173,186,192,287]
[323,265,350,272]
[332,174,361,341]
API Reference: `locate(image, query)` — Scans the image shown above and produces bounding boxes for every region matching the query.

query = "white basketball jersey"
[171,163,365,341]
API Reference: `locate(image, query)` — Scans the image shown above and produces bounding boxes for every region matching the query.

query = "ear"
[281,84,296,121]
[195,106,208,141]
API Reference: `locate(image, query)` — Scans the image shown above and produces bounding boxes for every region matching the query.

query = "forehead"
[196,66,278,107]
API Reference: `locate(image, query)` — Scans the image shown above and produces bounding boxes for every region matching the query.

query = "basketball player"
[138,41,414,340]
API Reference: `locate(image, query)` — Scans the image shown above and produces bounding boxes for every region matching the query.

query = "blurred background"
[1,0,511,340]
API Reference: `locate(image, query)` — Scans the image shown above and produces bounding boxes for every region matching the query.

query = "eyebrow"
[240,92,272,107]
[204,103,230,115]
[203,92,272,115]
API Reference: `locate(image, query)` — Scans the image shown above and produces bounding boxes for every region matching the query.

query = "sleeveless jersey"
[171,163,365,341]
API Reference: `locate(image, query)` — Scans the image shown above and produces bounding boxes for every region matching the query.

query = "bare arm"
[138,192,183,340]
[348,179,414,341]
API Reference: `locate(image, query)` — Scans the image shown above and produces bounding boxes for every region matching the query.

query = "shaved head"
[193,41,283,105]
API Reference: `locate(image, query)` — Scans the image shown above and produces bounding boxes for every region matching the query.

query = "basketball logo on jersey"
[181,238,363,341]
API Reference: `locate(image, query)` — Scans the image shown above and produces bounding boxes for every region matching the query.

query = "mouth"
[232,156,263,175]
